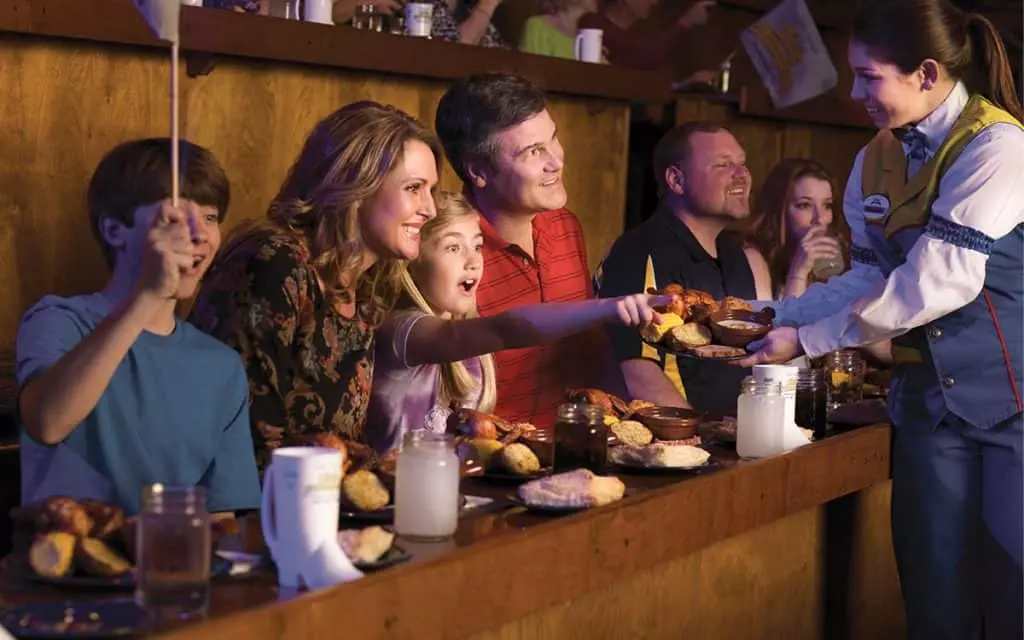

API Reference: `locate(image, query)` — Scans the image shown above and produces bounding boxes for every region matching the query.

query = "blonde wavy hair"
[401,191,497,413]
[266,100,443,327]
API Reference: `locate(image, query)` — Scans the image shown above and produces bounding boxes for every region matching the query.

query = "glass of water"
[135,485,212,624]
[811,232,844,280]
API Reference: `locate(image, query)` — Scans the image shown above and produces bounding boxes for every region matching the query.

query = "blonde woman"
[189,101,445,472]
[365,191,673,454]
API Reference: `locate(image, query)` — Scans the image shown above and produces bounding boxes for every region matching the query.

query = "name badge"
[862,193,890,221]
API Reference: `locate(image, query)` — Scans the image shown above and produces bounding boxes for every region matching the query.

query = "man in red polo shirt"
[435,73,621,429]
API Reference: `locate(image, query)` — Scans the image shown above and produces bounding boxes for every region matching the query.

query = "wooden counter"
[0,0,672,351]
[0,425,905,639]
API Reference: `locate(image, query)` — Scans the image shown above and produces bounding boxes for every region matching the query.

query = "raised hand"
[789,225,843,280]
[137,200,196,301]
[615,293,676,328]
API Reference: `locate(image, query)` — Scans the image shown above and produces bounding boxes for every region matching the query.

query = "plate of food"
[640,285,773,361]
[510,469,628,515]
[337,526,411,572]
[4,498,136,590]
[609,442,719,474]
[3,497,255,590]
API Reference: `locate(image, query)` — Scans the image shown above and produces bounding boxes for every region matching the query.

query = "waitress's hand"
[613,293,677,328]
[734,327,803,367]
[788,225,843,280]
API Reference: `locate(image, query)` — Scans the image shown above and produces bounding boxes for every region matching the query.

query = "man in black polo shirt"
[595,122,772,411]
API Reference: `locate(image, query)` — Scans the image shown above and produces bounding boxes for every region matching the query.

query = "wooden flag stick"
[171,40,180,207]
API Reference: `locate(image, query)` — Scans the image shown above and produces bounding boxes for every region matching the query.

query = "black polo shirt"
[594,208,756,414]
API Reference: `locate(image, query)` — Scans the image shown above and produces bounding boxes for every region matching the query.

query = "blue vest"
[859,96,1024,430]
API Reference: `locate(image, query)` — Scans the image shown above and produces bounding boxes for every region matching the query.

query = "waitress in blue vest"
[737,0,1024,637]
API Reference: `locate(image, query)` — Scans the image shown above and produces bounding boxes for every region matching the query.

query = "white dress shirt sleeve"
[798,122,1024,358]
[766,146,886,327]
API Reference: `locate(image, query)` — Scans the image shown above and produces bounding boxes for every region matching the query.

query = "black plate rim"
[611,457,722,474]
[353,544,411,572]
[477,467,554,483]
[640,337,750,361]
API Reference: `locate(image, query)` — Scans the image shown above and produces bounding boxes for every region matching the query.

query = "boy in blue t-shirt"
[15,138,260,516]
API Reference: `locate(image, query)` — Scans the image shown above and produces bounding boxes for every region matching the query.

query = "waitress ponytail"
[853,0,1022,122]
[965,13,1022,122]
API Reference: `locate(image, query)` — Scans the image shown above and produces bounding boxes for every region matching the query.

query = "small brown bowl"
[708,309,772,348]
[633,406,702,441]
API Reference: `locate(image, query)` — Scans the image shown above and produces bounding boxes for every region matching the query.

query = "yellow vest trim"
[860,95,1024,239]
[641,256,685,400]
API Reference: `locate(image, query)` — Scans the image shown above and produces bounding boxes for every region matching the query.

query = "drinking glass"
[394,431,460,541]
[812,232,844,280]
[135,485,211,623]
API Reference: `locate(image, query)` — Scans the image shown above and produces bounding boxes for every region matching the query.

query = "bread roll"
[337,526,395,564]
[666,322,712,349]
[341,470,390,512]
[499,443,541,476]
[640,312,685,343]
[79,500,125,539]
[518,469,625,508]
[76,538,133,576]
[28,531,76,578]
[610,420,653,447]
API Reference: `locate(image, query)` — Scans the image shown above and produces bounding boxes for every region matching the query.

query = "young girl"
[740,1,1023,636]
[365,191,669,454]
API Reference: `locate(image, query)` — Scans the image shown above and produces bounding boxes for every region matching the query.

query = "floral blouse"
[189,230,374,473]
[432,0,505,48]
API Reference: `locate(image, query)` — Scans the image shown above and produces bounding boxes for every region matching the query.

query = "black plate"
[641,337,749,361]
[354,545,411,572]
[339,505,394,524]
[612,458,721,475]
[25,573,134,590]
[478,468,553,484]
[507,488,637,515]
[0,599,145,638]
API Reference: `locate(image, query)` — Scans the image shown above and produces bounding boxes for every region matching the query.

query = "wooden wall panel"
[0,35,629,351]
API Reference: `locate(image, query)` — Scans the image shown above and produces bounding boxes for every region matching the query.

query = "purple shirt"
[365,310,483,454]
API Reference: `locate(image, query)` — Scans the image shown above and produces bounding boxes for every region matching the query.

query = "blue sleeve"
[201,363,261,513]
[15,297,88,386]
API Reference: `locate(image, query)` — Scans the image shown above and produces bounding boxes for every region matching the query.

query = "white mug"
[574,28,603,63]
[303,0,333,24]
[260,447,362,588]
[405,2,434,37]
[753,364,799,427]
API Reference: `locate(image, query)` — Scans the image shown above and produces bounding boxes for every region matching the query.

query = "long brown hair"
[745,159,847,290]
[401,191,497,412]
[264,101,443,327]
[852,0,1022,121]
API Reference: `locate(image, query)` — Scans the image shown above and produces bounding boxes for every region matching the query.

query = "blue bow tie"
[893,126,928,162]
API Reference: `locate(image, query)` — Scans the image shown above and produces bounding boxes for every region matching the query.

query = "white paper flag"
[740,0,837,109]
[134,0,181,44]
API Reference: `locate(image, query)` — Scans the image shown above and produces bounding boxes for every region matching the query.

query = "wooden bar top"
[0,0,674,102]
[0,424,892,639]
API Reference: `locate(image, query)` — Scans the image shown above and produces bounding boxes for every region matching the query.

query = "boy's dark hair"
[87,138,230,268]
[434,73,548,185]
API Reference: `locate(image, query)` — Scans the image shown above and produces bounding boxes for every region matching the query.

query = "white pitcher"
[260,447,363,589]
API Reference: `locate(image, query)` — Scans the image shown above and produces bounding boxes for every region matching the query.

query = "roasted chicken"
[446,408,536,442]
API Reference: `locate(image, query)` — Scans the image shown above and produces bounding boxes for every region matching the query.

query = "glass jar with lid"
[394,431,460,540]
[553,403,607,472]
[737,379,785,459]
[825,349,865,409]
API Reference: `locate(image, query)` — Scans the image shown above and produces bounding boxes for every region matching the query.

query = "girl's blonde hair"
[264,100,443,327]
[401,190,497,413]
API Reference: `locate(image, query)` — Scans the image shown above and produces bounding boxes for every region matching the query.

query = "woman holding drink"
[745,158,846,299]
[738,0,1023,637]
